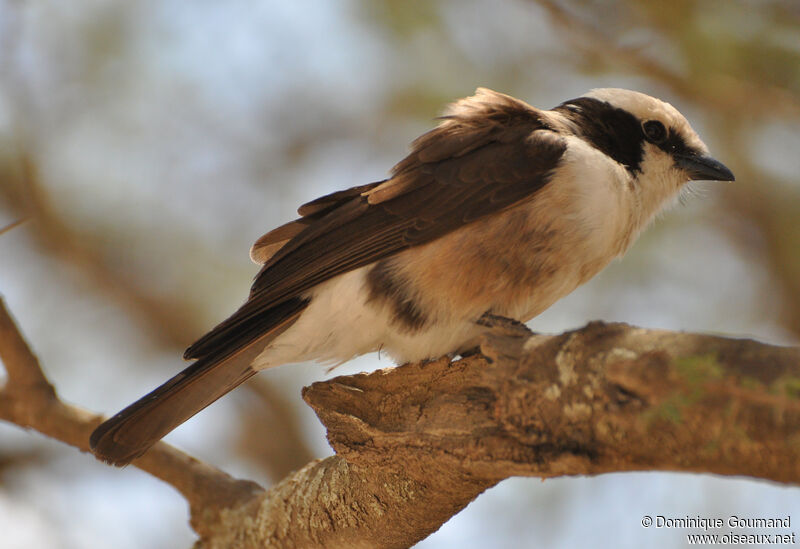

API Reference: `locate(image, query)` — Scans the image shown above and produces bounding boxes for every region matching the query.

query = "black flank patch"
[554,97,646,175]
[366,260,428,332]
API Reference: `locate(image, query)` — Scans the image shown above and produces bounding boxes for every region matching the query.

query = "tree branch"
[0,297,263,536]
[532,0,800,117]
[2,293,798,547]
[306,321,800,485]
[206,320,800,547]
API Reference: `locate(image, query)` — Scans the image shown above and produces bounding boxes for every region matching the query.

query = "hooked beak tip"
[675,153,735,182]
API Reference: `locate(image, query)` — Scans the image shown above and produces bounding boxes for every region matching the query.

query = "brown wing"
[185,88,566,360]
[249,181,386,264]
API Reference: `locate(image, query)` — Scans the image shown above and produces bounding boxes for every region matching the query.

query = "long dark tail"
[90,351,257,465]
[90,299,307,466]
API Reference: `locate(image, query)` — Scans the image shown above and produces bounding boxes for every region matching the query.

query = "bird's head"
[555,88,734,195]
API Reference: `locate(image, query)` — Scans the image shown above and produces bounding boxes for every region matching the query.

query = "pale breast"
[371,138,636,327]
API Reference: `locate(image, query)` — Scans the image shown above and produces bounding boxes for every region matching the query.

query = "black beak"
[674,153,735,182]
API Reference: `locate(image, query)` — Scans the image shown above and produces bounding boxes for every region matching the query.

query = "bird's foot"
[457,346,484,358]
[475,312,534,336]
[475,312,535,364]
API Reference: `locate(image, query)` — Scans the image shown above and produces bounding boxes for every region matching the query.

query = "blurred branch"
[535,0,691,92]
[1,155,200,347]
[0,218,26,237]
[713,125,800,339]
[0,153,314,479]
[3,294,798,547]
[533,0,800,118]
[0,297,264,534]
[236,377,315,480]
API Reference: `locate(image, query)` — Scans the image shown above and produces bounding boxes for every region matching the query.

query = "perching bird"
[91,88,734,465]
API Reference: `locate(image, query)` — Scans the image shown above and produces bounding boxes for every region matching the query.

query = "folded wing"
[186,89,566,362]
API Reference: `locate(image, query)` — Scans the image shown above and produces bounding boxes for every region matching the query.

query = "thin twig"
[533,0,800,117]
[0,218,26,237]
[0,295,53,395]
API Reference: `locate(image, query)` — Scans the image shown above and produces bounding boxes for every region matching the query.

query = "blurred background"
[1,0,799,547]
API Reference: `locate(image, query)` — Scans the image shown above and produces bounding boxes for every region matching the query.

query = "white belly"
[254,137,639,370]
[252,267,483,368]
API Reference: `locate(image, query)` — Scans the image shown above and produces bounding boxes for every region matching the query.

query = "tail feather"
[90,353,255,466]
[91,300,308,466]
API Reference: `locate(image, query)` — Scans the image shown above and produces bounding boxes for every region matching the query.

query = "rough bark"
[1,296,798,548]
[305,320,800,485]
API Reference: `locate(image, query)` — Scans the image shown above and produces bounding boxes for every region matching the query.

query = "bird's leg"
[451,312,533,360]
[473,312,535,364]
[475,312,534,336]
[416,314,536,366]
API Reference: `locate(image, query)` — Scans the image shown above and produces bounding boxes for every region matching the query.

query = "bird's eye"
[642,120,668,144]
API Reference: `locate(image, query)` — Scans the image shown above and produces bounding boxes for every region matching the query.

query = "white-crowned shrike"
[91,88,735,465]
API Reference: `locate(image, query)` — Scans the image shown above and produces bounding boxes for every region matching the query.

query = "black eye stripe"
[554,98,703,175]
[554,97,645,174]
[658,129,695,157]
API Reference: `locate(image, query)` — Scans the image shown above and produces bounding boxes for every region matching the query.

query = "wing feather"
[185,89,565,361]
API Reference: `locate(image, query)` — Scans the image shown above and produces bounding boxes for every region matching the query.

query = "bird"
[90,87,734,465]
